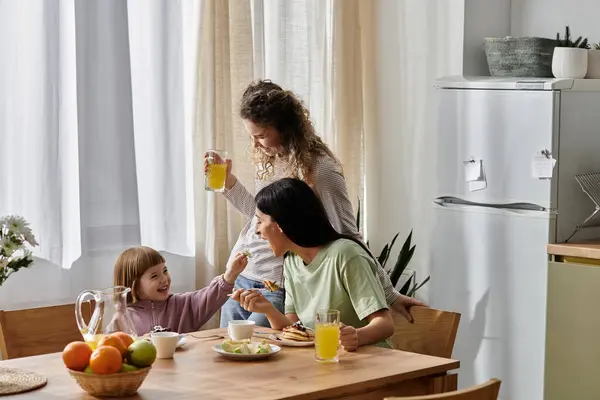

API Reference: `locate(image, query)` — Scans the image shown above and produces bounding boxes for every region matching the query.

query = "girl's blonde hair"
[239,80,340,181]
[113,246,165,303]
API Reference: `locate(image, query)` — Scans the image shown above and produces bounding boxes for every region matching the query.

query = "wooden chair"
[391,306,461,359]
[0,303,92,359]
[385,378,501,400]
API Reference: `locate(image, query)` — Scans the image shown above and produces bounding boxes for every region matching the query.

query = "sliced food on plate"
[221,339,271,355]
[213,339,281,360]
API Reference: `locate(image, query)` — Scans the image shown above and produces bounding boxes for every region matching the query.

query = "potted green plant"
[355,200,430,297]
[587,41,600,78]
[553,26,589,79]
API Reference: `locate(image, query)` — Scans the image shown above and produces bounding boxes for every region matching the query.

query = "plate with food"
[213,339,280,360]
[266,322,315,347]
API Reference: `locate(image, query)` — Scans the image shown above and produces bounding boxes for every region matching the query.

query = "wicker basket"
[483,37,558,77]
[68,367,151,397]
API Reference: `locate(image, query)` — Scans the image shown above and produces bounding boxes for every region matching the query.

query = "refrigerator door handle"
[434,196,550,212]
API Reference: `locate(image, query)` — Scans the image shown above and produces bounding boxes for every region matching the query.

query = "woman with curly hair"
[208,80,424,328]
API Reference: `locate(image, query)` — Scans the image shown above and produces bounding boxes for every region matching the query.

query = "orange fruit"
[62,341,93,371]
[89,346,123,374]
[112,332,134,349]
[97,334,127,357]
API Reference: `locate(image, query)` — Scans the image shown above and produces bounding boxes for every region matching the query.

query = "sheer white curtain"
[192,0,254,329]
[127,0,197,256]
[375,0,464,300]
[258,0,332,147]
[0,1,196,270]
[0,0,81,269]
[0,1,196,312]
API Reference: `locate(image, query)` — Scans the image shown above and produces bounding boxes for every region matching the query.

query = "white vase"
[587,49,600,78]
[552,47,588,79]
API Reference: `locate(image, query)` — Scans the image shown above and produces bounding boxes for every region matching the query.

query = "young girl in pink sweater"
[113,246,247,335]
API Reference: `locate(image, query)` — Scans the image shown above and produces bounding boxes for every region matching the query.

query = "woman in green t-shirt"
[230,178,394,351]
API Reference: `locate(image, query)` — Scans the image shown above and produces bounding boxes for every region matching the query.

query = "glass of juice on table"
[205,149,228,192]
[315,309,340,363]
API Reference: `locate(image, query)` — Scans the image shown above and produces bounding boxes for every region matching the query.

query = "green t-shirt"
[283,239,390,346]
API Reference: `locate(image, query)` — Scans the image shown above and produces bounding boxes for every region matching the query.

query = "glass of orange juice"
[315,309,340,363]
[205,149,228,192]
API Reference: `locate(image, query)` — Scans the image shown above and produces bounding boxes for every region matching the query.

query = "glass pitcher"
[75,286,137,349]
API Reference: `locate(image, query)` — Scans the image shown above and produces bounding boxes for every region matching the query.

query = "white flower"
[23,232,38,246]
[2,215,30,236]
[0,237,17,257]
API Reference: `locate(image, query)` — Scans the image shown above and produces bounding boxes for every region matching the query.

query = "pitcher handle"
[75,290,96,335]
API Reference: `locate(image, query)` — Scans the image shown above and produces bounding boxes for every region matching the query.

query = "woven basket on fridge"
[483,37,558,77]
[68,367,151,397]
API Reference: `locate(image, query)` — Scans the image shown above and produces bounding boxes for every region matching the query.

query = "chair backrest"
[385,378,501,400]
[391,306,461,359]
[0,303,92,359]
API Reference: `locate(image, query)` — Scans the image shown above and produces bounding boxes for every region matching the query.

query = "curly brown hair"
[239,80,339,181]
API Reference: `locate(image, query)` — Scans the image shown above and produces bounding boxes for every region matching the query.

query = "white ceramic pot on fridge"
[552,47,588,79]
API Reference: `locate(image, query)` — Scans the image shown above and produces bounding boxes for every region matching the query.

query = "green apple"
[120,363,139,373]
[126,340,157,367]
[83,365,94,374]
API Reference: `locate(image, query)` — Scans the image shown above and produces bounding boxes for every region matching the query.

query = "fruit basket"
[62,333,157,397]
[68,367,151,397]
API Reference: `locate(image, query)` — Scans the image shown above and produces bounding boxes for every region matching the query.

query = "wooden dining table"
[0,327,459,399]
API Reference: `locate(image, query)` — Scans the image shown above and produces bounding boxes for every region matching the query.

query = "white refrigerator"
[431,76,600,400]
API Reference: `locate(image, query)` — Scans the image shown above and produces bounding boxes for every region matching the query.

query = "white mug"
[227,320,255,340]
[150,331,179,359]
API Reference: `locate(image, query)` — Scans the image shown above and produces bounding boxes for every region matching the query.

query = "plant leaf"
[399,276,412,296]
[408,276,431,297]
[397,234,416,272]
[383,232,399,267]
[356,197,361,232]
[407,280,418,298]
[389,231,415,286]
[401,230,413,255]
[378,244,389,268]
